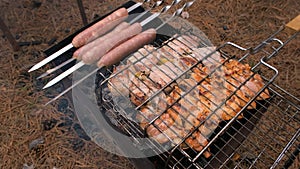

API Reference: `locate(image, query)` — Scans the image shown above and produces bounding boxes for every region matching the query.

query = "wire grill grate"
[93,18,299,168]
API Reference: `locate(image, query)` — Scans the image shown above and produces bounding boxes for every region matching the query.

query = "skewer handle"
[286,14,300,31]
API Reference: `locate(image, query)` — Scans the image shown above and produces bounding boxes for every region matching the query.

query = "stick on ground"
[0,17,20,51]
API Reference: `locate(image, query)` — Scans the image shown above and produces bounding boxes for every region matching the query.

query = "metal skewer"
[127,0,150,12]
[36,58,76,79]
[37,0,165,80]
[129,0,164,24]
[156,0,195,30]
[43,2,180,89]
[28,0,151,73]
[45,1,195,105]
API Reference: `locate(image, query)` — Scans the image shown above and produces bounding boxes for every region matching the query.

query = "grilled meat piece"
[223,60,270,100]
[127,45,159,72]
[108,64,130,97]
[136,91,168,127]
[149,61,184,87]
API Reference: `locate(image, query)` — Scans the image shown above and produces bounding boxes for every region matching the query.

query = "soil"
[0,0,299,168]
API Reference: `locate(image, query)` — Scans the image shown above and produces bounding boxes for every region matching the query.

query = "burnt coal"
[13,53,19,59]
[64,109,75,119]
[18,41,42,46]
[44,90,55,98]
[15,34,21,40]
[32,0,42,9]
[64,29,70,33]
[34,79,44,90]
[55,83,64,93]
[31,51,40,58]
[69,138,85,151]
[47,37,57,45]
[93,14,100,20]
[42,118,57,130]
[73,123,90,141]
[57,116,73,129]
[223,25,229,30]
[58,98,68,112]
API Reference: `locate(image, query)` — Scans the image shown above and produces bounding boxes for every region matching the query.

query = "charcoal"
[64,29,70,33]
[32,0,42,9]
[15,34,21,40]
[16,81,26,88]
[18,41,42,46]
[19,71,31,80]
[64,109,75,119]
[34,79,44,90]
[13,53,19,59]
[42,119,57,130]
[73,123,90,141]
[57,116,73,128]
[223,25,229,30]
[69,138,85,151]
[47,37,57,45]
[55,83,64,93]
[44,90,55,98]
[31,51,40,58]
[93,14,100,19]
[57,98,68,112]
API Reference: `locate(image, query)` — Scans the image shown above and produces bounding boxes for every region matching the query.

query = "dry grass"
[0,0,299,168]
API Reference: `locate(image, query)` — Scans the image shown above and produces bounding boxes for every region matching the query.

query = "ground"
[0,0,299,168]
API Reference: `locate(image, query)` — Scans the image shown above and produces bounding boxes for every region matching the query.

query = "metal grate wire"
[95,19,299,169]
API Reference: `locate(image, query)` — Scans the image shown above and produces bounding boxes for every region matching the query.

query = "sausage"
[73,22,130,60]
[82,23,143,64]
[97,28,156,68]
[72,7,128,48]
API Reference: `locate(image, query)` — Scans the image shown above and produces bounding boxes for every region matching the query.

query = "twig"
[76,0,88,26]
[18,41,42,46]
[0,17,20,51]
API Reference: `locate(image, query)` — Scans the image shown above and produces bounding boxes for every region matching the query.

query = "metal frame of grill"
[42,1,300,168]
[95,24,299,168]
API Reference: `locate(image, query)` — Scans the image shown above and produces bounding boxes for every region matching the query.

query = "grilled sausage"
[81,22,143,64]
[72,7,128,48]
[73,22,130,60]
[97,28,157,67]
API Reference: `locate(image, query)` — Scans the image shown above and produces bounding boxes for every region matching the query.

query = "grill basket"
[93,24,299,169]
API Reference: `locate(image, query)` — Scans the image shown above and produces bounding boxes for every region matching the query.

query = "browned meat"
[127,46,159,73]
[130,76,157,106]
[176,34,200,48]
[192,47,222,69]
[149,61,184,87]
[145,109,185,144]
[108,64,130,97]
[223,60,270,100]
[136,92,168,125]
[225,78,257,109]
[107,29,157,105]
